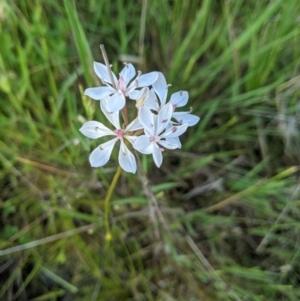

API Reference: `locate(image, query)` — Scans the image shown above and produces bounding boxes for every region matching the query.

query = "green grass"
[1,0,300,300]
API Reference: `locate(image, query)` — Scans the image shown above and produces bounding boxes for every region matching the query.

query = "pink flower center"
[114,129,125,138]
[172,104,177,111]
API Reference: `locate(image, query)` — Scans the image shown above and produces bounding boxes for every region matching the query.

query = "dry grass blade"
[0,224,96,256]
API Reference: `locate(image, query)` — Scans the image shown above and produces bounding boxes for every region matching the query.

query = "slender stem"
[104,166,122,243]
[121,106,129,126]
[100,44,116,89]
[134,150,169,239]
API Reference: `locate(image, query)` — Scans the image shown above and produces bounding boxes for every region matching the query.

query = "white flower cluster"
[80,62,200,174]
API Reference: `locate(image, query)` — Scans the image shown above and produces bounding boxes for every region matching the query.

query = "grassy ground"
[1,0,300,300]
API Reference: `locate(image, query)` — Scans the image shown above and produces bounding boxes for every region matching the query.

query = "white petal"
[94,62,118,86]
[84,87,113,100]
[125,135,138,144]
[106,93,126,112]
[165,136,181,148]
[157,103,173,134]
[136,72,158,87]
[128,89,144,100]
[133,136,153,154]
[129,88,156,110]
[170,91,188,107]
[79,121,114,139]
[152,146,163,167]
[158,140,178,149]
[153,114,158,132]
[144,88,159,111]
[152,72,168,106]
[89,138,118,167]
[118,141,137,173]
[138,106,155,136]
[172,112,200,127]
[159,139,180,149]
[126,118,144,132]
[100,100,120,129]
[120,63,136,86]
[161,123,188,138]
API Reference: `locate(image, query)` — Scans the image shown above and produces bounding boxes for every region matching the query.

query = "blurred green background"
[1,0,300,300]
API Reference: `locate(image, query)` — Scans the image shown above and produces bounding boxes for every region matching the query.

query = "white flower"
[129,87,159,110]
[169,91,200,126]
[152,72,169,106]
[152,72,200,127]
[79,102,143,173]
[84,62,158,113]
[133,104,188,167]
